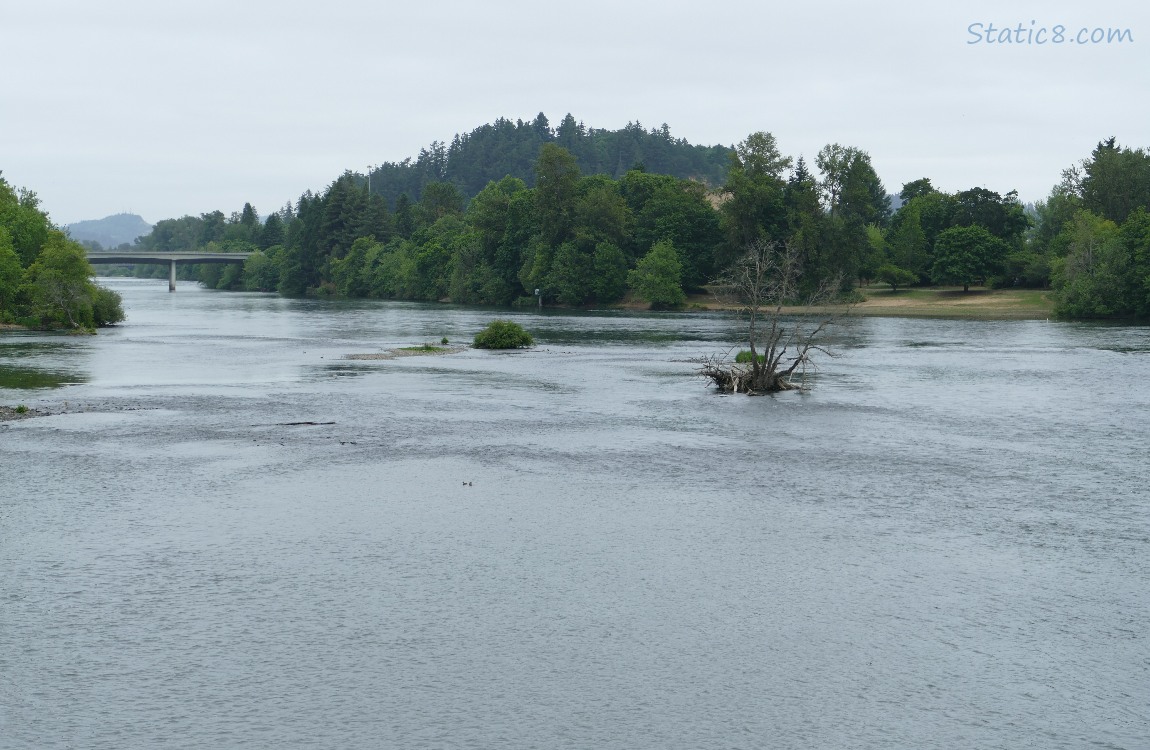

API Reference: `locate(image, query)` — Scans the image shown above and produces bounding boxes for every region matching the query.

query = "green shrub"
[473,320,533,349]
[734,350,765,364]
[92,286,125,326]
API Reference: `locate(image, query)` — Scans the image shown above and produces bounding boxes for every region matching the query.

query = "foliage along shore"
[1,174,124,331]
[114,116,1149,322]
[42,113,1150,322]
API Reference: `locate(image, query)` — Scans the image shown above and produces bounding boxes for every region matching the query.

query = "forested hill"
[368,113,733,207]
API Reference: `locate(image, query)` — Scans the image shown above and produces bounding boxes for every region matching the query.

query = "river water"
[2,278,1148,749]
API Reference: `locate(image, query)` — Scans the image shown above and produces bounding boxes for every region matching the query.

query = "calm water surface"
[2,278,1148,749]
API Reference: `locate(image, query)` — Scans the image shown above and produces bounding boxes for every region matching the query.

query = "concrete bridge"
[86,251,253,291]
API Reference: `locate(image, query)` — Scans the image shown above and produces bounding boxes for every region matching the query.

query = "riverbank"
[681,287,1055,320]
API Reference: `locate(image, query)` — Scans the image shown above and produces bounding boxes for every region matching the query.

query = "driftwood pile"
[694,354,803,395]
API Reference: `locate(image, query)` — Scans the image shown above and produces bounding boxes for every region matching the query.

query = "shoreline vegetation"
[12,116,1150,328]
[118,125,1150,323]
[2,176,125,332]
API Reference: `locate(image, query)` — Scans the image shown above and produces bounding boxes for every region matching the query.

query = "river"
[2,278,1148,749]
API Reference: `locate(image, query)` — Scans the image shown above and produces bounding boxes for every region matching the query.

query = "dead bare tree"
[698,239,847,394]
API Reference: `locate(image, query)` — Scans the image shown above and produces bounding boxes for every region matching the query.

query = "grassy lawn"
[689,286,1056,320]
[853,286,1055,319]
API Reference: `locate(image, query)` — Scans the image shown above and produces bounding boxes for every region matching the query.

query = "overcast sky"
[2,0,1147,226]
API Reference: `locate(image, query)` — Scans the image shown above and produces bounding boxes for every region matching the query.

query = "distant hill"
[66,213,153,249]
[366,113,735,208]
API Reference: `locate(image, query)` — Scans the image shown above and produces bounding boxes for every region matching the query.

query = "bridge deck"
[87,252,252,264]
[86,251,252,291]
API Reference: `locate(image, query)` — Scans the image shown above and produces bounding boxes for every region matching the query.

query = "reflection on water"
[0,339,89,390]
[0,339,77,357]
[0,364,87,390]
[2,278,1148,750]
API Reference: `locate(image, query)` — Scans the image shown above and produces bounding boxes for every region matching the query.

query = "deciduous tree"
[930,225,1008,291]
[628,240,685,309]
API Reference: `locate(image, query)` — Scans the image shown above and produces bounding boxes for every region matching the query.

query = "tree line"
[126,121,1150,319]
[0,174,124,331]
[132,133,892,308]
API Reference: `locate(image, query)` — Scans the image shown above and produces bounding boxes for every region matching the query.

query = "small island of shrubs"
[473,320,533,349]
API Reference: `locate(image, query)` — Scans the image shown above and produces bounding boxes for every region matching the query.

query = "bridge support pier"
[169,260,177,292]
